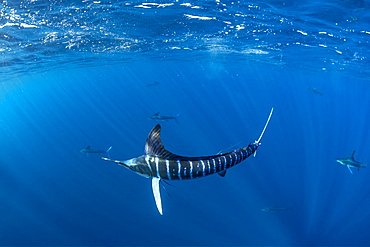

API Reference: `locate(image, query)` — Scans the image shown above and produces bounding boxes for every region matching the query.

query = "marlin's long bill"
[101,108,274,215]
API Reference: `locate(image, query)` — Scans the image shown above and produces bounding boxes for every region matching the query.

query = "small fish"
[101,108,274,215]
[81,146,112,158]
[146,112,180,123]
[336,151,366,174]
[308,87,323,96]
[146,81,160,87]
[261,206,293,212]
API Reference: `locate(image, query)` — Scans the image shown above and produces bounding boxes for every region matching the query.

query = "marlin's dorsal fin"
[144,124,182,158]
[154,112,160,116]
[85,146,91,149]
[350,150,356,159]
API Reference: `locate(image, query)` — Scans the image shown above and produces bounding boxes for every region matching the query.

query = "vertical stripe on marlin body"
[101,108,274,215]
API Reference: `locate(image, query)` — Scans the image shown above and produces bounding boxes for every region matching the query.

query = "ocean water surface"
[1,0,370,246]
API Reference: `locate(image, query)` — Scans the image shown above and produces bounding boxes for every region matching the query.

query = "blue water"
[1,0,370,245]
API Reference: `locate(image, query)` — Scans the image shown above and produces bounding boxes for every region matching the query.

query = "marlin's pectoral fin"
[347,165,353,174]
[218,170,227,177]
[152,177,163,215]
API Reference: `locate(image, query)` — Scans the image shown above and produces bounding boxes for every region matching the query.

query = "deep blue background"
[1,61,370,245]
[1,0,370,245]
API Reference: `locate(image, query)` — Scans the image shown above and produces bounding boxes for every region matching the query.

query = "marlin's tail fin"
[254,108,274,157]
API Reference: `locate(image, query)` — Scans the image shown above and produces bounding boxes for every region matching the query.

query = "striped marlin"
[146,112,180,123]
[336,151,367,174]
[101,108,274,215]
